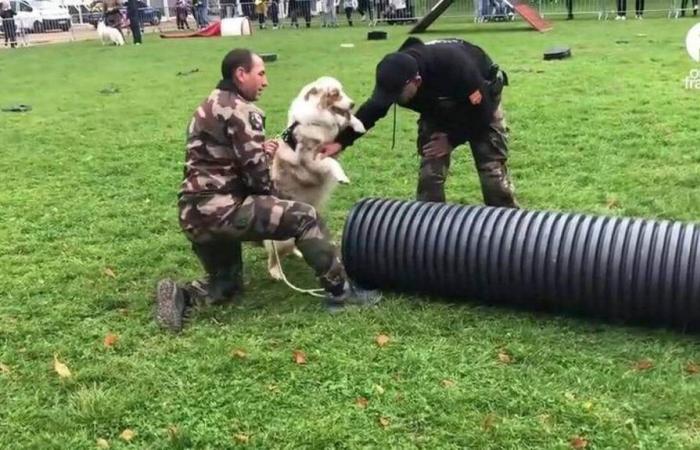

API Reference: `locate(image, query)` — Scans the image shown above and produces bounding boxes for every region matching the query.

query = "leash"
[270,241,326,298]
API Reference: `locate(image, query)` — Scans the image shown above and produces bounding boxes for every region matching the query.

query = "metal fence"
[1,0,697,49]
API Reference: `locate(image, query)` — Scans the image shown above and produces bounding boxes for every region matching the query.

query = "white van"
[10,0,72,32]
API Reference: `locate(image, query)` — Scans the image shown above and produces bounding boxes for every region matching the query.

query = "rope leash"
[270,241,326,298]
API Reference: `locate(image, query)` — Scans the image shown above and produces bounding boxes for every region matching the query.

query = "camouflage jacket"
[179,88,271,202]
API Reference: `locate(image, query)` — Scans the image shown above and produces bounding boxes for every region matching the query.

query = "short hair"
[221,48,255,80]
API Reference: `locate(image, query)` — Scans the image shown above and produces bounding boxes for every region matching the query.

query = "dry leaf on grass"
[686,362,700,374]
[103,268,116,279]
[482,413,498,431]
[355,397,369,409]
[167,425,179,440]
[375,334,390,347]
[292,350,306,365]
[96,438,110,449]
[234,433,250,443]
[441,379,456,388]
[497,350,513,364]
[232,349,248,359]
[119,429,136,442]
[0,363,10,374]
[374,384,385,395]
[53,354,72,379]
[582,401,593,411]
[103,333,119,348]
[633,359,654,371]
[378,416,390,429]
[570,436,588,449]
[605,197,620,209]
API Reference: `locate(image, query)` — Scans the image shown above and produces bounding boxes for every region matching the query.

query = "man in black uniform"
[322,37,518,208]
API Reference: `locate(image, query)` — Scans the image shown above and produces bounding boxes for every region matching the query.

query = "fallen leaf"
[570,436,588,449]
[375,334,390,347]
[686,362,700,374]
[482,413,498,431]
[374,384,385,395]
[441,379,456,388]
[583,401,593,411]
[167,425,179,440]
[119,429,136,442]
[103,268,116,279]
[266,384,279,392]
[633,359,654,371]
[234,433,250,443]
[53,354,72,379]
[564,392,576,401]
[606,197,620,209]
[0,363,10,374]
[355,397,369,408]
[497,350,513,364]
[103,333,119,348]
[378,416,390,429]
[96,438,110,449]
[232,349,248,359]
[292,350,306,365]
[538,414,552,428]
[118,308,129,316]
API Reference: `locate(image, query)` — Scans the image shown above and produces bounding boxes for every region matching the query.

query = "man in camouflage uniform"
[156,49,380,332]
[322,37,518,208]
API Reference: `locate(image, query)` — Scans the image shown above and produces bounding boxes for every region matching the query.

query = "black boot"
[187,239,243,305]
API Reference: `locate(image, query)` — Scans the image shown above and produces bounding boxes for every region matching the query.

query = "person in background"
[1,1,17,49]
[126,0,142,44]
[343,0,357,25]
[615,0,626,19]
[321,0,338,27]
[175,0,191,29]
[680,0,698,16]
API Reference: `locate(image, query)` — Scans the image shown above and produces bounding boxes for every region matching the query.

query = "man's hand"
[263,140,279,157]
[421,132,453,159]
[319,142,343,159]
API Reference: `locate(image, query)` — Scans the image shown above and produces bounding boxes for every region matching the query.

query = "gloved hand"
[421,132,453,159]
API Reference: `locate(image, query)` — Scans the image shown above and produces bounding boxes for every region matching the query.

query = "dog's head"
[289,77,365,135]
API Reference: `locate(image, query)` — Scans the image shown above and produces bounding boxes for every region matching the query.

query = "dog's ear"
[304,87,319,101]
[320,88,341,109]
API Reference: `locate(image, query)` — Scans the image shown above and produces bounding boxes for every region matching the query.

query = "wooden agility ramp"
[409,0,552,33]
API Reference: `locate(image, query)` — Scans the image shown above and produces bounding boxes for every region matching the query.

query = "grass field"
[2,17,700,449]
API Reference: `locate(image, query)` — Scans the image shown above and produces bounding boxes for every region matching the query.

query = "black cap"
[372,52,419,106]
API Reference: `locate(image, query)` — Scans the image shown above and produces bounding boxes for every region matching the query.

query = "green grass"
[2,18,700,449]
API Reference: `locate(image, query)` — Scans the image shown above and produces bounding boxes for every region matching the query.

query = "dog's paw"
[293,248,303,259]
[337,173,351,185]
[350,116,366,134]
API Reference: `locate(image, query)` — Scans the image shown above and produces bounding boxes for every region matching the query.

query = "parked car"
[10,0,72,32]
[85,1,161,28]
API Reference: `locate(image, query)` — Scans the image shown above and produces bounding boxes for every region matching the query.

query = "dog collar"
[281,121,299,150]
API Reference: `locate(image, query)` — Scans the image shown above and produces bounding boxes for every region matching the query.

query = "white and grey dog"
[97,19,124,46]
[265,76,365,280]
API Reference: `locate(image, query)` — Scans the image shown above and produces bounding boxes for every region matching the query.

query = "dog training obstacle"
[409,0,552,33]
[341,198,700,330]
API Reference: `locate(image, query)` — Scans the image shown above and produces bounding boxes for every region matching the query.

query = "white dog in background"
[265,76,366,280]
[97,20,124,46]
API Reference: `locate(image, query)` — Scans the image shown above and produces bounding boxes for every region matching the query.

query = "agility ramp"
[342,198,700,331]
[410,0,552,33]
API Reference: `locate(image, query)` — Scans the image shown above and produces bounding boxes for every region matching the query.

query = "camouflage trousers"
[416,104,519,208]
[178,193,347,300]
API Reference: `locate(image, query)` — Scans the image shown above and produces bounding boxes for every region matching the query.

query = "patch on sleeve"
[468,89,482,105]
[249,111,265,132]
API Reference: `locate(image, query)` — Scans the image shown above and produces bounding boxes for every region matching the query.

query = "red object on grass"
[160,21,221,38]
[511,1,552,32]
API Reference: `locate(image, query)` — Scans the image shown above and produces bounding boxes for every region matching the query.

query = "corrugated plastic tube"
[341,198,700,330]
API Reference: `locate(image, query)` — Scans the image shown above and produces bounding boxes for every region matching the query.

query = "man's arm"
[227,118,273,195]
[335,95,393,149]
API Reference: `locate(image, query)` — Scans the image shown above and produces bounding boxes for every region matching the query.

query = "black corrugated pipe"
[341,198,700,330]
